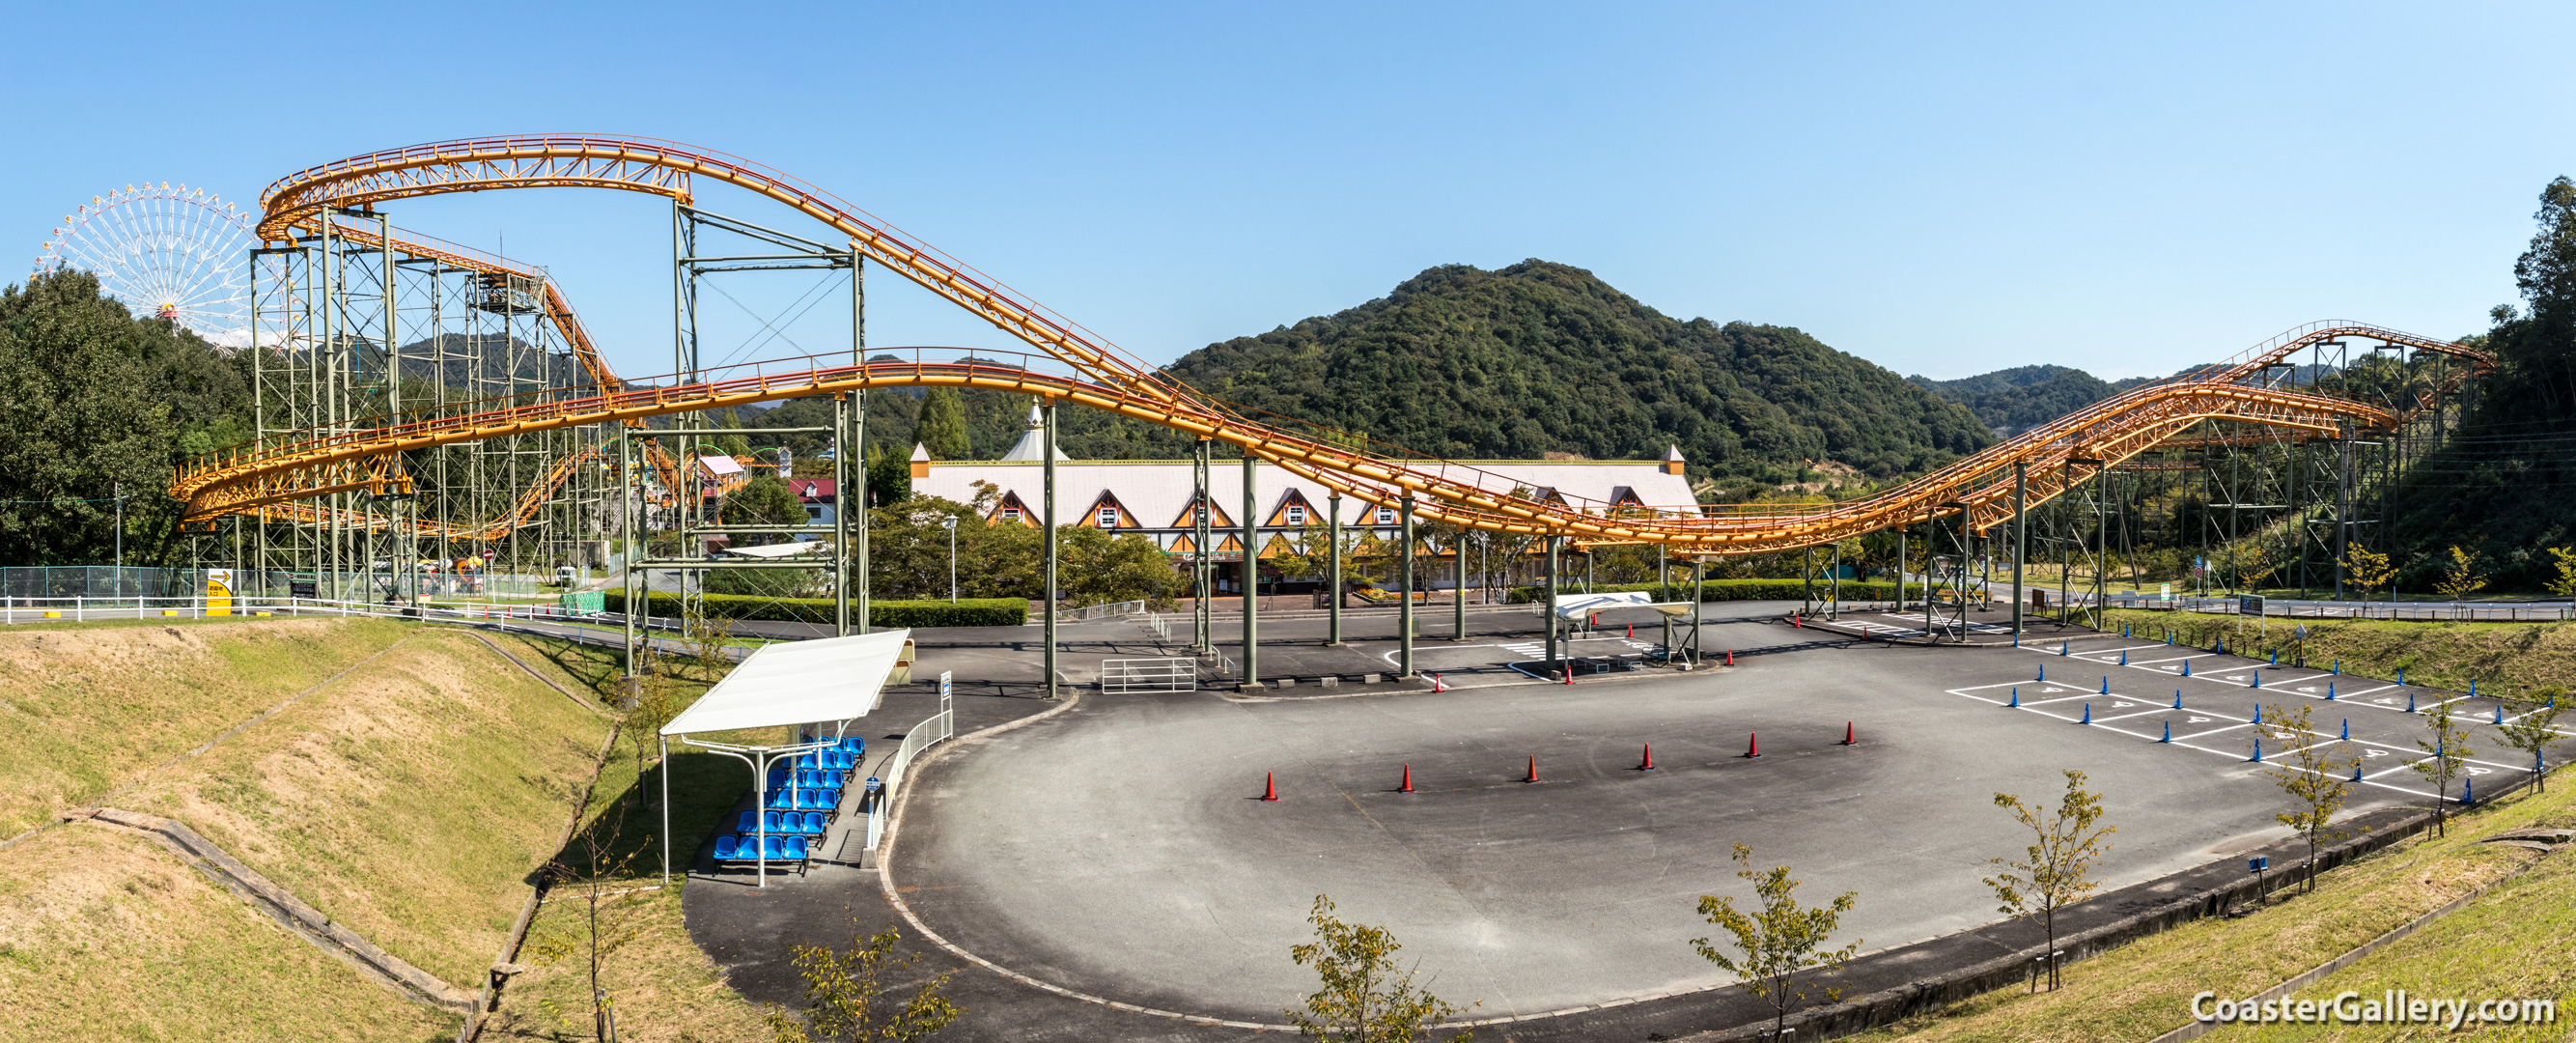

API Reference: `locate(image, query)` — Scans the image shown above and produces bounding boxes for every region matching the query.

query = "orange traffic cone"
[1399,764,1414,793]
[1261,772,1277,801]
[1841,721,1856,746]
[1726,649,1736,666]
[1638,744,1656,771]
[1746,733,1761,758]
[1523,755,1540,783]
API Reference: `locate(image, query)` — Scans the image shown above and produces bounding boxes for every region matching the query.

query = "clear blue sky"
[10,2,2575,381]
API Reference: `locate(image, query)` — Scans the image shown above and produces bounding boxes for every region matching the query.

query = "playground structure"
[94,134,2490,671]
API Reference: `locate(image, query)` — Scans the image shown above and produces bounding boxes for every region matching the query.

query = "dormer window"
[1097,506,1119,527]
[1000,507,1022,522]
[1375,506,1396,524]
[1285,505,1305,525]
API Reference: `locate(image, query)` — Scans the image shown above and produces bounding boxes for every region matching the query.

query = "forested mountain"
[755,261,1996,490]
[1907,365,2120,437]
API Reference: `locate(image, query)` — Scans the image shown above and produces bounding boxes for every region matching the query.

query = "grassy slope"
[2102,609,2576,700]
[0,824,456,1043]
[1849,780,2571,1042]
[0,616,410,836]
[117,627,616,986]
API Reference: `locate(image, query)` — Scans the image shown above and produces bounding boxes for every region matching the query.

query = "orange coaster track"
[179,134,2497,553]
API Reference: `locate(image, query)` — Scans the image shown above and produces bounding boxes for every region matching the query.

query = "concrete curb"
[69,806,480,1013]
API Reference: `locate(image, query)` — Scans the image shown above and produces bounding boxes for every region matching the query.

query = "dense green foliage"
[603,591,1028,627]
[0,271,251,566]
[1164,262,1991,480]
[2373,177,2576,591]
[1908,365,2120,437]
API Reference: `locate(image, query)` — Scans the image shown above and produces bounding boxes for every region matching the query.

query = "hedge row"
[1504,578,1932,604]
[604,590,1027,628]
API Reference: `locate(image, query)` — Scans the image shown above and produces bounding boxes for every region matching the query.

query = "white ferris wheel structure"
[33,183,256,352]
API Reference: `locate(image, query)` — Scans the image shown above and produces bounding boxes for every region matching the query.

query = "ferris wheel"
[34,183,256,352]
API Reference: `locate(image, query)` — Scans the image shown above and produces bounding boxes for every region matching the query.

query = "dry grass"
[2104,609,2576,700]
[117,627,615,987]
[482,887,772,1043]
[0,824,458,1042]
[0,616,411,836]
[1850,781,2575,1042]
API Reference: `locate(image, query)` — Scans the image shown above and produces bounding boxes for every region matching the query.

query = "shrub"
[603,591,1026,628]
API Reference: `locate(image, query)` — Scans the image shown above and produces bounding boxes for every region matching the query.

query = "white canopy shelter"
[1551,590,1654,620]
[657,629,910,886]
[717,540,833,559]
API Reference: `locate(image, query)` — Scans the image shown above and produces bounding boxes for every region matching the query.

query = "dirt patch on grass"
[0,824,456,1042]
[0,616,411,836]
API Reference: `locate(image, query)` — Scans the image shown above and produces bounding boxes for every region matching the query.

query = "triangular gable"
[1168,532,1198,554]
[1079,490,1140,528]
[1167,494,1234,529]
[1215,533,1243,553]
[1258,533,1296,559]
[989,490,1036,526]
[1608,485,1643,508]
[1264,489,1318,527]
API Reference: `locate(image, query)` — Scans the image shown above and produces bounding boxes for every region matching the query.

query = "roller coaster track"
[246,445,605,542]
[178,134,2501,553]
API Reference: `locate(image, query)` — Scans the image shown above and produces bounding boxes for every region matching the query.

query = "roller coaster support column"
[1325,491,1343,646]
[623,437,640,676]
[1453,522,1467,641]
[1829,542,1842,621]
[2012,462,2026,642]
[1924,512,1936,640]
[834,395,852,636]
[1043,401,1058,698]
[1691,556,1703,667]
[1195,439,1214,650]
[1240,452,1261,691]
[1398,495,1415,678]
[1545,536,1560,666]
[854,391,871,635]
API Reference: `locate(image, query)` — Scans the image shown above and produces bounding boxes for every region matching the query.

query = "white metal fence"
[1099,657,1196,693]
[1053,599,1146,623]
[1141,611,1172,642]
[863,688,957,852]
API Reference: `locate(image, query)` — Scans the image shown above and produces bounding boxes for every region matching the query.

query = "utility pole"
[1398,495,1414,678]
[1325,492,1343,645]
[1042,400,1057,699]
[2011,461,2026,643]
[1241,452,1260,690]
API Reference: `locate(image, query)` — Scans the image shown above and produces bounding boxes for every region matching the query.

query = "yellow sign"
[205,569,233,617]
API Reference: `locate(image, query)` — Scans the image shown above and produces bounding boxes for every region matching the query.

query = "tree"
[1691,844,1862,1038]
[2494,691,2564,794]
[1284,894,1474,1042]
[914,388,971,460]
[528,816,647,1042]
[624,649,685,805]
[2261,702,2360,893]
[2545,546,2576,599]
[2340,545,2399,603]
[767,922,962,1043]
[715,408,754,458]
[2412,703,2474,837]
[2434,545,2487,603]
[1985,770,2116,991]
[864,443,910,509]
[723,475,809,545]
[1058,526,1183,608]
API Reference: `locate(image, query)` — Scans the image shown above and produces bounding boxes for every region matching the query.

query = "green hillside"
[1908,364,2118,437]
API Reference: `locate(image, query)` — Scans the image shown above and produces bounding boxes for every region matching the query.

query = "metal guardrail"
[1141,611,1172,642]
[1053,599,1145,623]
[864,686,956,852]
[2066,592,2576,623]
[0,594,753,662]
[1100,657,1196,693]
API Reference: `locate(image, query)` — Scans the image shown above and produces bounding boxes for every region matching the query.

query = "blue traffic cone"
[2217,639,2227,655]
[2496,703,2506,725]
[2061,640,2070,656]
[2173,691,2184,709]
[2120,649,2129,665]
[2081,703,2093,723]
[2539,749,2548,775]
[2123,624,2131,637]
[2270,650,2278,666]
[2102,676,2112,694]
[2253,704,2263,723]
[2339,719,2349,741]
[2463,777,2474,804]
[2397,666,2405,685]
[2253,671,2262,690]
[2161,719,2172,743]
[2352,763,2365,781]
[2471,680,2478,697]
[2251,738,2263,762]
[2038,664,2047,682]
[2327,681,2337,700]
[2333,660,2340,675]
[2009,688,2020,708]
[2407,691,2418,713]
[2183,660,2193,677]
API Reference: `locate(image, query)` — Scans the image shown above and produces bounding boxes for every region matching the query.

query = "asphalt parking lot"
[869,601,2567,1030]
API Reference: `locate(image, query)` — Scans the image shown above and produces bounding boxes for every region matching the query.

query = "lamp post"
[942,515,958,603]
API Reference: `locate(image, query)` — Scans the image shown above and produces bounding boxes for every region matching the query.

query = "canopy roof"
[720,540,833,559]
[660,629,909,737]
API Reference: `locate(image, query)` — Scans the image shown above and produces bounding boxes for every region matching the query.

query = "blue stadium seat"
[766,788,795,809]
[796,752,819,770]
[802,788,827,810]
[761,809,783,834]
[801,811,827,834]
[714,835,742,860]
[737,810,759,833]
[759,834,787,860]
[784,835,810,860]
